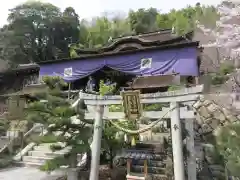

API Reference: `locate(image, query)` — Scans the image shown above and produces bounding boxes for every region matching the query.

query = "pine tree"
[26,76,91,174]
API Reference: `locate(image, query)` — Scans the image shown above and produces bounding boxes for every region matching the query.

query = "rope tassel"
[131,136,136,146]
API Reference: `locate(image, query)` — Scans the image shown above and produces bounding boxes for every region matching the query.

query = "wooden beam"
[84,107,195,120]
[80,85,203,105]
[127,159,131,174]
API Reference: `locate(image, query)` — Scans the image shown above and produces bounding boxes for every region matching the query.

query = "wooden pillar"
[89,105,104,180]
[144,160,148,178]
[185,118,196,180]
[195,77,199,85]
[127,159,131,174]
[68,82,71,99]
[170,101,185,180]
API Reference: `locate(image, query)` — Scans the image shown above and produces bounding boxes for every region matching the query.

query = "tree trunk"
[109,148,113,169]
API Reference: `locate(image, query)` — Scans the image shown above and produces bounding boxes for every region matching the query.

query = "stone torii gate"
[79,85,204,180]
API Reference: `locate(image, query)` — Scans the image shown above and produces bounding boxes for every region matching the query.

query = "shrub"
[0,157,13,169]
[220,63,234,75]
[211,73,229,85]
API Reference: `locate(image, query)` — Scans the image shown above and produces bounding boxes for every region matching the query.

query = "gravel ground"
[0,167,64,180]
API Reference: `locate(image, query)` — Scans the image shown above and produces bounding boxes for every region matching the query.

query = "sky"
[0,0,222,26]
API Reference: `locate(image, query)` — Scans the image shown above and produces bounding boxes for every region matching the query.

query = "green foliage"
[31,134,64,145]
[1,1,80,64]
[26,76,91,171]
[143,103,163,111]
[168,85,182,91]
[219,63,234,75]
[0,118,10,135]
[50,144,63,151]
[128,8,159,34]
[216,122,240,177]
[0,157,13,169]
[108,104,123,112]
[210,63,234,85]
[99,80,116,96]
[40,156,66,172]
[211,74,229,85]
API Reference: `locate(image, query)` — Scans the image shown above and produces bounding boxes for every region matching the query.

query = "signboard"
[121,90,142,120]
[64,67,73,77]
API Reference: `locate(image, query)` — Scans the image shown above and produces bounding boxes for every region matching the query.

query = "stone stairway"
[123,142,170,180]
[19,143,71,167]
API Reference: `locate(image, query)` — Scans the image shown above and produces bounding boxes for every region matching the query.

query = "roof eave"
[39,41,199,65]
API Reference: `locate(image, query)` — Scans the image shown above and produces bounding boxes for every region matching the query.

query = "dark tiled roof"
[0,64,40,96]
[0,63,39,75]
[74,31,194,55]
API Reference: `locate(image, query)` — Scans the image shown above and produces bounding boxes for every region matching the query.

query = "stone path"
[0,167,64,180]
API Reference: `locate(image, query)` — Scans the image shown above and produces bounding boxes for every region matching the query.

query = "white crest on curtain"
[64,67,73,77]
[140,58,152,69]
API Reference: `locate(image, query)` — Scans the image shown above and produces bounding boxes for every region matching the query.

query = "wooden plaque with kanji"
[121,90,142,120]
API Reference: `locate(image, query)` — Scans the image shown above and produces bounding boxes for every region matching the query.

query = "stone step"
[128,173,168,180]
[22,155,53,164]
[15,161,45,168]
[33,144,70,151]
[28,150,65,157]
[131,159,167,167]
[132,165,166,174]
[148,174,168,180]
[33,145,51,151]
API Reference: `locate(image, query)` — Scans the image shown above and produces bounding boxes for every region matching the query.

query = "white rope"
[107,106,176,134]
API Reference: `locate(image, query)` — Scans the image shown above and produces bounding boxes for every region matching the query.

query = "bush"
[0,157,14,169]
[50,144,63,151]
[143,103,163,111]
[31,134,64,145]
[108,105,123,112]
[168,85,181,91]
[220,63,234,75]
[211,73,229,85]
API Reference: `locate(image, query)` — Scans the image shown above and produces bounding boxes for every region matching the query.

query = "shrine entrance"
[79,85,204,180]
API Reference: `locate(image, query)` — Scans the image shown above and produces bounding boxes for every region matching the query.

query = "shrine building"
[38,29,203,92]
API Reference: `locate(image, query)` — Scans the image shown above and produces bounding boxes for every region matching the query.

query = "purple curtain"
[40,47,198,82]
